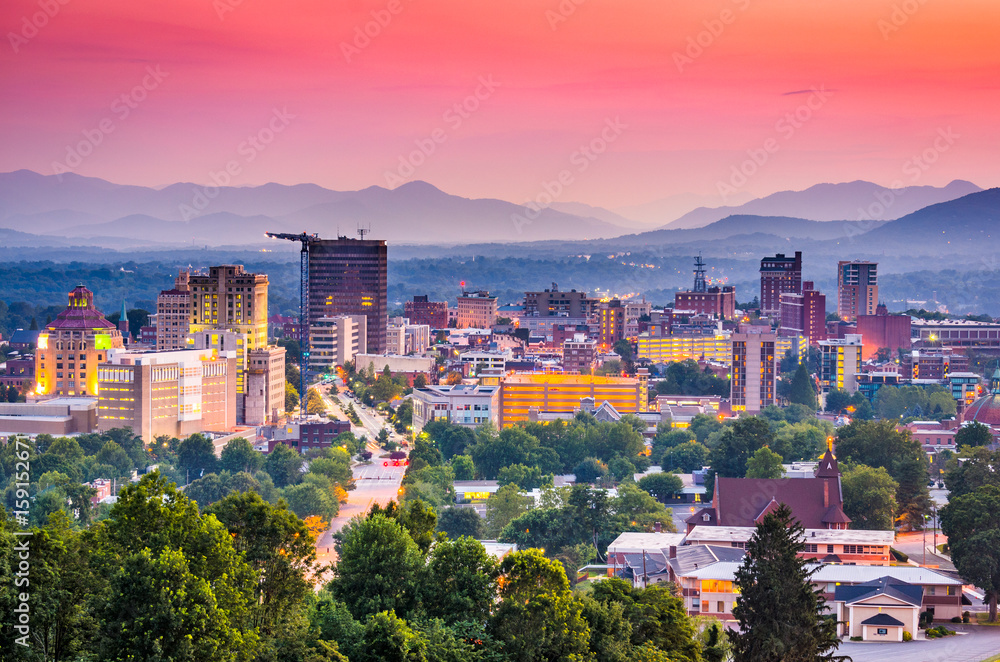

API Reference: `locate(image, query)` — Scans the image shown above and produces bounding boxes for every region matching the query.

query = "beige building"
[96,347,237,442]
[245,346,286,425]
[411,383,500,432]
[456,291,498,329]
[156,271,193,351]
[188,265,269,371]
[310,315,367,373]
[35,285,125,398]
[819,334,863,394]
[730,331,777,413]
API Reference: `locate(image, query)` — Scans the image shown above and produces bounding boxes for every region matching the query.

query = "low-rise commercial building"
[411,384,500,432]
[0,397,97,436]
[498,372,647,428]
[96,347,237,442]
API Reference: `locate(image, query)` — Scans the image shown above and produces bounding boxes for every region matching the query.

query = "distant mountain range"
[0,170,627,245]
[660,180,981,229]
[0,170,994,257]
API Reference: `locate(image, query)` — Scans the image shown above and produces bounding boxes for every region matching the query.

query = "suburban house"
[833,577,922,641]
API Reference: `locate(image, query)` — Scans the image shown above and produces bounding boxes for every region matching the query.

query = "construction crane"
[265,231,319,417]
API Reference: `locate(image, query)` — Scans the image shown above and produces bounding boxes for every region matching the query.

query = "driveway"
[837,625,1000,662]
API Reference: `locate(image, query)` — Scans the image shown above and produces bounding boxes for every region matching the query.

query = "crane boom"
[266,231,319,418]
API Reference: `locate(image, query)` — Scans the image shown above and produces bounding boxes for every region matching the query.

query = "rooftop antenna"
[693,253,707,293]
[357,223,371,240]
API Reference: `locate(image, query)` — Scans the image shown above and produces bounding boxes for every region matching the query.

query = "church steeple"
[815,448,840,478]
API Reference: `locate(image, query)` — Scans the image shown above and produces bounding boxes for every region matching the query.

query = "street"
[310,381,407,584]
[837,625,1000,662]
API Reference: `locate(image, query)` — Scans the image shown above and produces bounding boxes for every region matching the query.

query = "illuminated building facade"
[730,332,777,413]
[308,237,388,353]
[245,346,286,425]
[637,333,732,365]
[457,291,499,329]
[187,265,269,396]
[498,373,647,427]
[404,295,448,329]
[599,299,625,349]
[837,260,878,321]
[96,348,237,442]
[760,251,802,316]
[819,334,863,394]
[156,271,192,351]
[34,285,125,397]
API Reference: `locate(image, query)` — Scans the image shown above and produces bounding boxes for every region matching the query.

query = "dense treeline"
[1,468,715,661]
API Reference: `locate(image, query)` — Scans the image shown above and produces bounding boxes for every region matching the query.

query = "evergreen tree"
[731,504,846,662]
[788,362,817,409]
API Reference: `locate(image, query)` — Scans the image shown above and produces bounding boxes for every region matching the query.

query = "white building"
[460,348,513,373]
[411,383,500,432]
[819,333,863,393]
[310,315,367,373]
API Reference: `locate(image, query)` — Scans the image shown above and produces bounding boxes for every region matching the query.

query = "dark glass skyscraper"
[308,236,387,354]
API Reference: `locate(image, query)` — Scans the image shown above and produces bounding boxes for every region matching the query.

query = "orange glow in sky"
[1,0,997,207]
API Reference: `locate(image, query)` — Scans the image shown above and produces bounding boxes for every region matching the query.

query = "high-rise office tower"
[837,260,878,321]
[187,265,269,398]
[308,236,388,354]
[759,251,802,317]
[730,331,777,413]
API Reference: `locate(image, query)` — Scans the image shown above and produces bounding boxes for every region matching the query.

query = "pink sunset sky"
[1,0,998,209]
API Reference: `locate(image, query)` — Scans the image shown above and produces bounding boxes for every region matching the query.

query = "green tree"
[95,440,133,477]
[99,547,253,661]
[608,456,637,483]
[357,610,427,662]
[590,577,701,662]
[264,443,304,488]
[574,457,609,484]
[788,362,817,409]
[484,483,530,538]
[328,514,424,620]
[730,504,845,662]
[450,454,475,480]
[220,437,264,475]
[422,536,499,624]
[945,448,1000,498]
[956,421,994,448]
[489,549,592,662]
[824,388,852,414]
[637,473,683,502]
[437,506,485,540]
[840,464,898,531]
[90,472,258,660]
[661,440,710,473]
[177,433,218,480]
[744,447,785,479]
[710,416,775,479]
[497,463,546,490]
[208,491,317,636]
[281,482,339,519]
[286,381,300,412]
[836,419,932,528]
[940,485,1000,621]
[185,472,229,507]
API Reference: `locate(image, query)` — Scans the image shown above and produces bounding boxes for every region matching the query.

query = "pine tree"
[788,362,817,409]
[731,504,847,662]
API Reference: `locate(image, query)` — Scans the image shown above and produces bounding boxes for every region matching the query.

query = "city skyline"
[2,0,998,210]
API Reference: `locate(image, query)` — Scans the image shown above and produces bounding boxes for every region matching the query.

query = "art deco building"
[35,285,124,397]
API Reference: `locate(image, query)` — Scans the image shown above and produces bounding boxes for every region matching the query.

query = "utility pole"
[265,231,319,417]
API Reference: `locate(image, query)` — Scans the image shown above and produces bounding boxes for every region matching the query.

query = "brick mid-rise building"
[760,251,802,317]
[405,295,449,329]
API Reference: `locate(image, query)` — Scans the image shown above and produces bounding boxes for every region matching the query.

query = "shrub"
[849,636,862,641]
[890,547,909,563]
[951,616,962,623]
[963,611,971,623]
[902,630,912,642]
